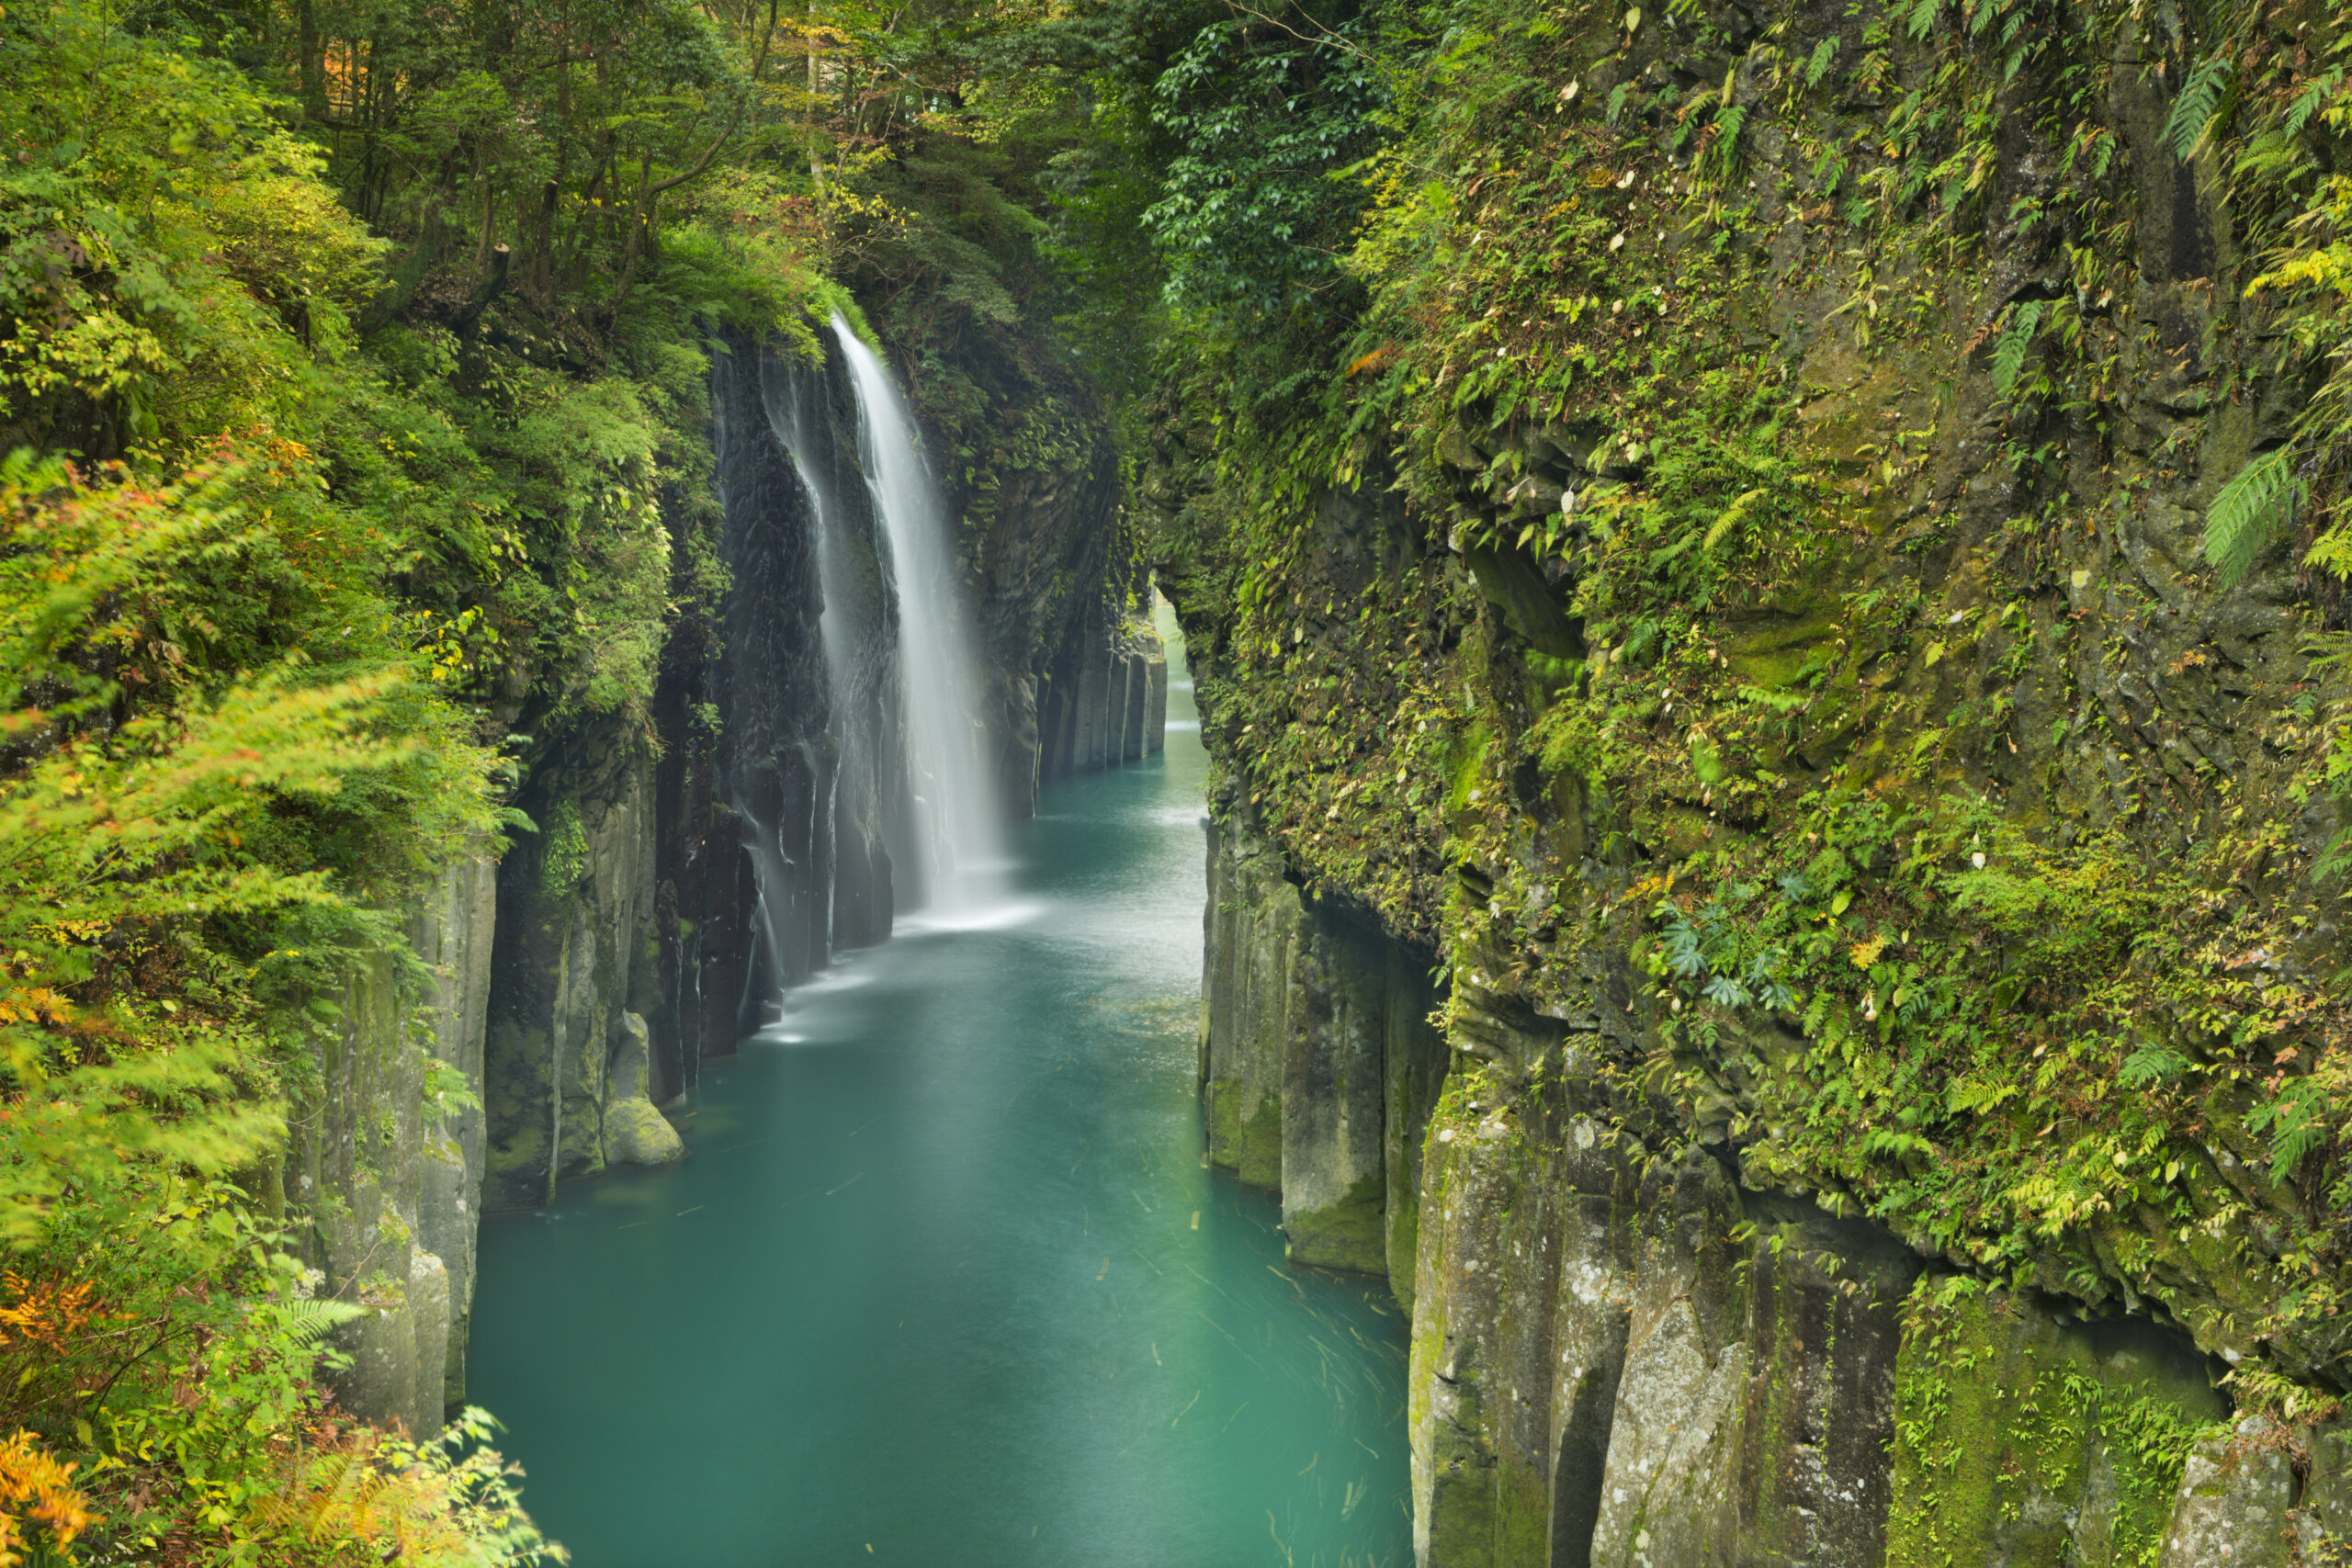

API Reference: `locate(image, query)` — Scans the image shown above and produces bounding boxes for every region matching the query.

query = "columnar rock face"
[483,733,669,1213]
[479,322,1158,1208]
[406,854,498,1408]
[285,852,497,1435]
[1199,849,2352,1565]
[1201,813,1448,1280]
[1036,600,1169,784]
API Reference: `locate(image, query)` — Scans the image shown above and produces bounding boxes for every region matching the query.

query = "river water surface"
[471,614,1413,1566]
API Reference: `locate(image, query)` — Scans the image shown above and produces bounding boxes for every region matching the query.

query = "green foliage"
[1079,0,2352,1401]
[2202,446,2302,586]
[2165,52,2235,159]
[1989,300,2044,397]
[0,449,499,1236]
[537,801,589,897]
[1141,18,1390,321]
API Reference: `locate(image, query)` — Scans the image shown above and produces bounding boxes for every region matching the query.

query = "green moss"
[1204,1072,1246,1170]
[1237,1093,1283,1190]
[1284,1168,1388,1273]
[1489,1449,1554,1566]
[1722,602,1840,692]
[539,798,588,897]
[1886,1280,2222,1568]
[1203,1073,1283,1188]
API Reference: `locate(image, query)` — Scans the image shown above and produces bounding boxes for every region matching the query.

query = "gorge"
[7,0,2352,1562]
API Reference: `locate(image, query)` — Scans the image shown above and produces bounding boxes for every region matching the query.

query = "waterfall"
[704,320,1003,1026]
[830,314,1005,910]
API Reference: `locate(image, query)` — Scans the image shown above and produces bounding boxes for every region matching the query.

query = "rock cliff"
[300,318,1150,1431]
[1165,0,2352,1558]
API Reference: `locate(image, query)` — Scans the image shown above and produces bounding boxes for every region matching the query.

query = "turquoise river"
[470,619,1415,1566]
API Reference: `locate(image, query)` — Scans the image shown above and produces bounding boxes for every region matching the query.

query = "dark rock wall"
[1037,597,1168,787]
[482,334,914,1205]
[478,323,1156,1225]
[936,384,1163,815]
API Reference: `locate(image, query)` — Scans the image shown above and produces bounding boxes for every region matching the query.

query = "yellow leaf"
[1849,935,1886,969]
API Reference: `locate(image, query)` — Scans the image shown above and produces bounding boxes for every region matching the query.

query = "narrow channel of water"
[470,612,1413,1567]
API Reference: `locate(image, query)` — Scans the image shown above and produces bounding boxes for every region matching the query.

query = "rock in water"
[603,1011,685,1168]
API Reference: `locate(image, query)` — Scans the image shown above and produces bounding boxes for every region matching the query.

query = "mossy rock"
[1886,1281,2224,1568]
[1283,1167,1386,1273]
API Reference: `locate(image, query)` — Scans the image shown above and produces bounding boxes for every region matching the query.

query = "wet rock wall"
[282,853,496,1435]
[1200,811,1450,1288]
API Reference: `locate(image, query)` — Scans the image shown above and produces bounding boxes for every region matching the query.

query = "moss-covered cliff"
[1120,0,2352,1556]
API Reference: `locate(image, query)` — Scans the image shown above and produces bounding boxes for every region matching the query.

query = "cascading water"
[830,314,1005,909]
[759,352,900,953]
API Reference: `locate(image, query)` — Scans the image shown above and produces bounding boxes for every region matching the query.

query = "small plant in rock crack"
[1651,893,1799,1012]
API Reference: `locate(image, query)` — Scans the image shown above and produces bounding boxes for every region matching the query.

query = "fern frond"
[2202,446,2302,586]
[277,1296,368,1346]
[2285,69,2342,138]
[1805,36,1839,88]
[1702,488,1768,551]
[2165,54,2233,160]
[1711,104,1747,175]
[2302,515,2352,581]
[1905,0,1938,39]
[1990,300,2045,395]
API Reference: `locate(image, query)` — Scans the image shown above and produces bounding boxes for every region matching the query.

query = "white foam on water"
[891,900,1046,936]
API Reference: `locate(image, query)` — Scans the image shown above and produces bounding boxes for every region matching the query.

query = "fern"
[2118,1040,2188,1088]
[1702,487,1768,551]
[1711,103,1747,176]
[2165,53,2233,160]
[1990,299,2045,395]
[2286,69,2342,137]
[2247,1076,2332,1182]
[2312,826,2352,886]
[276,1296,368,1346]
[1905,0,1938,39]
[2201,446,2302,586]
[1805,36,1839,88]
[2303,517,2352,581]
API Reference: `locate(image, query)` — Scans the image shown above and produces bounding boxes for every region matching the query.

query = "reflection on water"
[470,613,1412,1568]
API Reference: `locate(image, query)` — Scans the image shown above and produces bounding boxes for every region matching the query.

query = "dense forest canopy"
[5,0,2352,1555]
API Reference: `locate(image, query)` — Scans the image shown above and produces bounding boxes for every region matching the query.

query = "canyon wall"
[304,321,1148,1430]
[1203,834,2350,1564]
[1166,0,2352,1559]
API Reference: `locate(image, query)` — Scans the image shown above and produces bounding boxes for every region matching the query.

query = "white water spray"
[831,315,1004,908]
